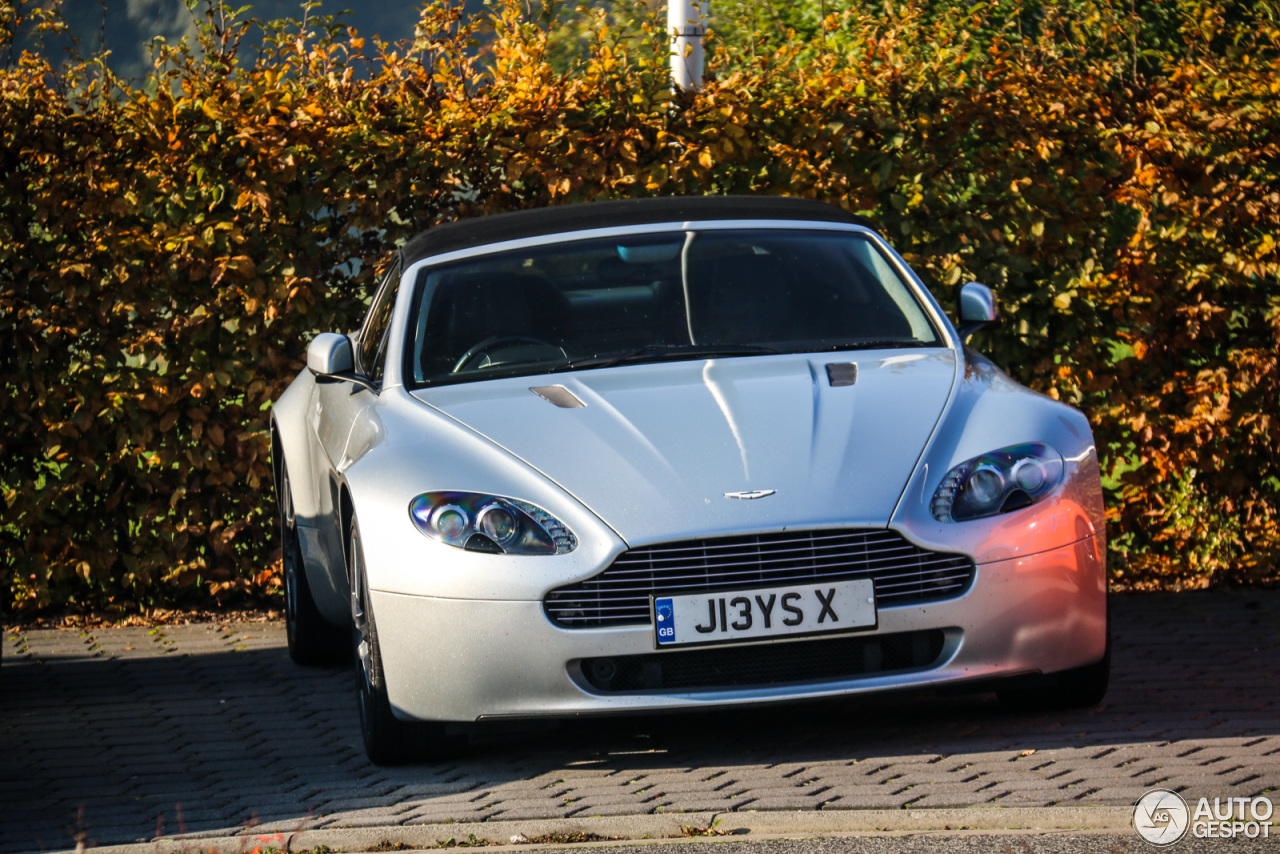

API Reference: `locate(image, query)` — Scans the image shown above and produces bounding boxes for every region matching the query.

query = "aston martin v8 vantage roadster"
[271,196,1109,765]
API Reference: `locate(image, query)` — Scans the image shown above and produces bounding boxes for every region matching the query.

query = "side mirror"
[307,333,375,390]
[307,332,354,376]
[956,282,998,342]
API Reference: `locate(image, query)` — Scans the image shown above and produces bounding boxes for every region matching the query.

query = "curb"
[62,807,1135,854]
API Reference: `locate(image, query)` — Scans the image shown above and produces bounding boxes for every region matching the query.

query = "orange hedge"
[1,0,1276,613]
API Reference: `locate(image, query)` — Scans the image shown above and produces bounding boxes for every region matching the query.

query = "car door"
[308,257,402,583]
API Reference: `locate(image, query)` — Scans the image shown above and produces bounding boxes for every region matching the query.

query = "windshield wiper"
[796,340,931,353]
[549,343,780,373]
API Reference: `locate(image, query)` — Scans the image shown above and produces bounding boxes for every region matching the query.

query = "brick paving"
[1,591,1277,853]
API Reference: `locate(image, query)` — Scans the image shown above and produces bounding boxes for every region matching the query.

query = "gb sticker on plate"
[654,597,677,646]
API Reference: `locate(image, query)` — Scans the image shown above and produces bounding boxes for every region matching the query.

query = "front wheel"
[349,520,462,765]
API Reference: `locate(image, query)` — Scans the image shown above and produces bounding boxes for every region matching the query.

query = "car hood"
[410,351,957,546]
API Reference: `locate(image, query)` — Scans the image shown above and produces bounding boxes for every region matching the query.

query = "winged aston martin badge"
[724,489,777,500]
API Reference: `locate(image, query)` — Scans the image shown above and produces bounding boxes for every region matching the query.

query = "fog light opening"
[588,658,618,684]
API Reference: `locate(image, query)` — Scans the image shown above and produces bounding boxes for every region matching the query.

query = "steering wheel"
[452,335,556,373]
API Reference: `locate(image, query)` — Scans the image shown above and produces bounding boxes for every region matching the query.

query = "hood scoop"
[531,385,586,408]
[825,363,858,387]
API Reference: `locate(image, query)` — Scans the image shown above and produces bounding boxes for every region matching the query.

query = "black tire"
[349,521,462,765]
[279,463,348,666]
[998,602,1111,712]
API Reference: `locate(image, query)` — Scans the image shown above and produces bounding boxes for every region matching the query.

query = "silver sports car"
[271,196,1109,765]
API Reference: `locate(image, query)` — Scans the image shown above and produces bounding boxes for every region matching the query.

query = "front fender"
[890,349,1107,566]
[342,387,626,602]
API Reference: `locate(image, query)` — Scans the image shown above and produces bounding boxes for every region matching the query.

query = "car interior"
[409,230,939,385]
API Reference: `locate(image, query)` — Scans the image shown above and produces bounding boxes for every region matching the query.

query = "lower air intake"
[576,628,948,693]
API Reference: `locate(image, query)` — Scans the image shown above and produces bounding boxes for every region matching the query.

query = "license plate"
[652,578,876,648]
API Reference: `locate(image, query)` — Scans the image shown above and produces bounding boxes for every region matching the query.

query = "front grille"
[545,529,973,628]
[577,629,947,693]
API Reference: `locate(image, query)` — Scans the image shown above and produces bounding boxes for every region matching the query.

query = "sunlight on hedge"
[1,0,1277,612]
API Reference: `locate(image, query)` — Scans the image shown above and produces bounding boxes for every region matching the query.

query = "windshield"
[405,228,943,388]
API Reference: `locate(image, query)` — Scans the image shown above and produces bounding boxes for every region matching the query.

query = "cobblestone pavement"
[2,591,1277,854]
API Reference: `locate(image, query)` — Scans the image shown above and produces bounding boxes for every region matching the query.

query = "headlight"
[409,491,578,554]
[930,443,1064,522]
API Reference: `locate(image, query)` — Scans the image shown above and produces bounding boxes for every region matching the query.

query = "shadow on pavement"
[2,591,1277,853]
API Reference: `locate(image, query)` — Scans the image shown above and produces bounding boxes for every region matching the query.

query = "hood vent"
[826,363,858,387]
[530,385,586,408]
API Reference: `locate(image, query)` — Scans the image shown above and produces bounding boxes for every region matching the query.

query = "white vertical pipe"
[668,0,706,90]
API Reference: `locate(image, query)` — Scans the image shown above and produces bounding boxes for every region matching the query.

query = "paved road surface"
[492,835,1277,854]
[2,591,1277,853]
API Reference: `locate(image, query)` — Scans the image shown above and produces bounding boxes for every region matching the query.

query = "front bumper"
[371,532,1106,722]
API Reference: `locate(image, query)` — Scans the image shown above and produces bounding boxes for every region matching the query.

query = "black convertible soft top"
[400,196,874,266]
